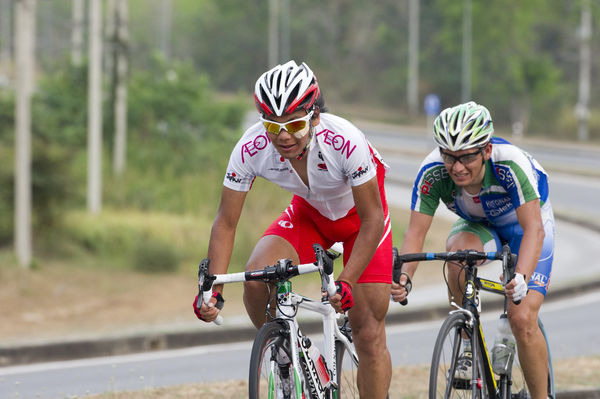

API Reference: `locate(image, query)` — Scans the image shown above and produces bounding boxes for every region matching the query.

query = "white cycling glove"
[512,273,528,302]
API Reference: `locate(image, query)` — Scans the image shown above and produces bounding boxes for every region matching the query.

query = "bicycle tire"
[333,340,359,398]
[506,317,556,399]
[429,312,490,399]
[249,321,304,399]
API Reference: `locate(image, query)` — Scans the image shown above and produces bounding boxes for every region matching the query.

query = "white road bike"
[197,243,360,399]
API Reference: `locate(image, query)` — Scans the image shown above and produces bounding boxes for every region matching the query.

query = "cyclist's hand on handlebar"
[505,273,528,303]
[390,272,412,304]
[193,292,224,322]
[328,280,354,313]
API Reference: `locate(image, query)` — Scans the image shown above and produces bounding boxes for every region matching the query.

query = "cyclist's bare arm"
[200,186,248,321]
[506,199,544,295]
[338,177,384,286]
[391,210,433,303]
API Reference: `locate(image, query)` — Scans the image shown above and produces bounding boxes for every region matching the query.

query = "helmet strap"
[296,127,314,160]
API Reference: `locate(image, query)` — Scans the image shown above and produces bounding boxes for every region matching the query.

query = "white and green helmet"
[433,101,494,151]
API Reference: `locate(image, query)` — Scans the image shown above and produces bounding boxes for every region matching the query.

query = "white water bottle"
[491,314,516,375]
[307,344,331,387]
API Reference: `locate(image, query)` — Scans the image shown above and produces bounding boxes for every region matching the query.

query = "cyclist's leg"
[504,211,553,399]
[508,292,548,399]
[505,228,553,398]
[348,282,391,399]
[244,196,330,328]
[243,235,300,328]
[344,230,393,399]
[445,219,500,303]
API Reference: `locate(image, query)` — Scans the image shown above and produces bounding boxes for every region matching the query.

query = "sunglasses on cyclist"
[260,111,314,137]
[439,146,485,165]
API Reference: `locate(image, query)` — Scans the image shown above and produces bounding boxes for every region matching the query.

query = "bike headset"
[254,60,327,160]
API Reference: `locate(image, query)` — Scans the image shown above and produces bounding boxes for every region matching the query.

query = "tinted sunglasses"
[439,146,484,165]
[260,111,314,136]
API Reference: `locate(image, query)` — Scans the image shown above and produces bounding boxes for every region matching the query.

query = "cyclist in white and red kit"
[195,60,393,398]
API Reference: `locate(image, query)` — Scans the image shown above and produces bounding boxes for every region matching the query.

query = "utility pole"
[113,0,128,176]
[461,0,472,102]
[105,0,115,75]
[576,0,591,142]
[87,0,102,214]
[71,0,84,66]
[14,0,36,268]
[0,0,11,72]
[407,0,419,115]
[158,0,171,60]
[280,0,290,62]
[268,0,279,67]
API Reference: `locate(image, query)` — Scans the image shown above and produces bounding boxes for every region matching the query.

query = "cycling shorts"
[263,162,392,284]
[448,217,555,296]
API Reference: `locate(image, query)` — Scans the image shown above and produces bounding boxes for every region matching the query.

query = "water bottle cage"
[491,343,515,375]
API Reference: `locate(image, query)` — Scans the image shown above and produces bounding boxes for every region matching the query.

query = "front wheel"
[249,321,304,399]
[333,340,359,398]
[429,312,489,399]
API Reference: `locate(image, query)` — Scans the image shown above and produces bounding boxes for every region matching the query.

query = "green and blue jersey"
[411,137,554,295]
[411,137,551,235]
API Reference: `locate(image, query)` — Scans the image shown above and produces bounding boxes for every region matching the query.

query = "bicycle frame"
[398,245,540,399]
[443,248,531,399]
[197,244,358,398]
[271,280,358,398]
[452,259,503,397]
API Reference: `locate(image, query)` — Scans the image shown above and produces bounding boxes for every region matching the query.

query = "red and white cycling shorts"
[263,160,392,284]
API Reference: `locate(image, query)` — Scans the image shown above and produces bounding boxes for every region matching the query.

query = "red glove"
[335,280,354,311]
[193,292,225,320]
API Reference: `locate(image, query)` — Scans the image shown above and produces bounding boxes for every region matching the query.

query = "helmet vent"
[254,61,320,117]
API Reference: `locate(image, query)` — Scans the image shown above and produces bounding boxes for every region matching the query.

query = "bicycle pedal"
[510,389,531,399]
[452,378,471,390]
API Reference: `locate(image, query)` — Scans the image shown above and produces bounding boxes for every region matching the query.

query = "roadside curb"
[2,277,600,368]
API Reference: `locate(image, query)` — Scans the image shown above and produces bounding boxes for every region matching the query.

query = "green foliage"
[20,0,600,140]
[0,86,77,245]
[4,0,598,274]
[1,55,250,271]
[133,235,179,273]
[57,209,206,272]
[0,143,12,244]
[108,55,247,215]
[32,63,88,147]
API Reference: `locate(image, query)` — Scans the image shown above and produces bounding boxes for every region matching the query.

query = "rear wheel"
[506,317,555,399]
[249,321,304,399]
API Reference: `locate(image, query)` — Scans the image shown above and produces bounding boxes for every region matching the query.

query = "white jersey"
[223,113,388,220]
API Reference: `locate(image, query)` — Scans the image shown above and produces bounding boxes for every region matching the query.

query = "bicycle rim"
[249,322,303,399]
[429,313,489,399]
[333,340,359,398]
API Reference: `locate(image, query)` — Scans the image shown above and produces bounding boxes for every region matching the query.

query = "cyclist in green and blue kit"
[391,101,554,399]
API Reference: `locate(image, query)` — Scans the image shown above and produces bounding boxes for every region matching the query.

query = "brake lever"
[392,247,411,306]
[197,258,223,324]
